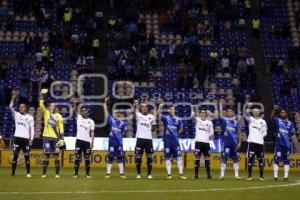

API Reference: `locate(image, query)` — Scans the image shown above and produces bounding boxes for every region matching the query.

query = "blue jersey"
[274,117,295,148]
[221,118,241,146]
[108,115,128,145]
[161,114,183,146]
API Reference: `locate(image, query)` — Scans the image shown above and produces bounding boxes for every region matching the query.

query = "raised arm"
[157,103,164,120]
[133,99,139,115]
[104,97,109,118]
[39,90,47,114]
[9,94,16,117]
[73,97,79,117]
[270,105,278,120]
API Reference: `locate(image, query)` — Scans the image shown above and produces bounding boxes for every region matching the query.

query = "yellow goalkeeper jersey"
[39,100,64,139]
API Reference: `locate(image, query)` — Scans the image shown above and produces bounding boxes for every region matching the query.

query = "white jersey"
[76,114,95,142]
[194,117,214,143]
[10,103,34,140]
[247,116,267,145]
[135,112,156,140]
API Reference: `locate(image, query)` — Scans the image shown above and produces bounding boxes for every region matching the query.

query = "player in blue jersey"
[271,106,296,181]
[103,97,128,179]
[219,107,242,180]
[157,103,187,179]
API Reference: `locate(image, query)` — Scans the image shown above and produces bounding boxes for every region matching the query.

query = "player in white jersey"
[192,106,214,179]
[72,98,95,178]
[134,100,156,179]
[246,105,267,181]
[9,93,34,178]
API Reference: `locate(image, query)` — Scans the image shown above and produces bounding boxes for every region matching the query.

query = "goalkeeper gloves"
[57,139,66,149]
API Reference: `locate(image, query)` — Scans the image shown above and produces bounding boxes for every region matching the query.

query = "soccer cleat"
[11,173,15,177]
[120,174,127,179]
[136,174,141,179]
[246,177,252,181]
[26,174,32,178]
[72,175,78,178]
[259,177,265,181]
[147,175,153,179]
[274,177,278,181]
[194,176,199,179]
[55,175,60,178]
[284,178,289,182]
[104,174,111,179]
[235,176,242,180]
[219,176,224,180]
[41,175,47,178]
[166,175,172,179]
[86,175,93,179]
[179,175,187,180]
[207,175,212,179]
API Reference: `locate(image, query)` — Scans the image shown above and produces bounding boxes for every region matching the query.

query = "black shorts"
[194,142,211,157]
[13,137,30,155]
[135,138,153,155]
[75,139,91,156]
[247,142,264,159]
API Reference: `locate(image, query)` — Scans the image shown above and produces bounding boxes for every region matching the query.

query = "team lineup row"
[0,91,296,181]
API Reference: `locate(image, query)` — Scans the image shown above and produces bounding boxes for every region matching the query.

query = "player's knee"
[146,155,153,165]
[258,158,264,166]
[117,157,123,163]
[233,157,239,163]
[84,154,90,161]
[135,147,142,156]
[283,159,290,165]
[107,156,114,164]
[274,156,280,165]
[205,159,210,167]
[135,155,142,164]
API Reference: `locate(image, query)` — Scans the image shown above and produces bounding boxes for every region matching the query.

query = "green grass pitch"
[0,167,300,200]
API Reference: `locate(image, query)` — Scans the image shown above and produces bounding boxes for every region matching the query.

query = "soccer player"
[39,90,64,178]
[271,107,295,181]
[72,98,95,178]
[246,105,267,181]
[134,100,157,179]
[192,106,214,179]
[103,97,128,179]
[9,94,34,177]
[219,107,242,180]
[157,103,187,179]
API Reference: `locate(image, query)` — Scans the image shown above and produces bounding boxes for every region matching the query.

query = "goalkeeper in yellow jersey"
[39,89,64,178]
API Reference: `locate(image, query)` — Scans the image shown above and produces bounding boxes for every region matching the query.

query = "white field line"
[0,180,299,195]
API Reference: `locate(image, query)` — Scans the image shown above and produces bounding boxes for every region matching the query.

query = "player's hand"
[158,103,164,109]
[90,143,93,150]
[237,142,241,150]
[28,139,33,146]
[134,100,139,105]
[104,97,109,103]
[73,97,79,104]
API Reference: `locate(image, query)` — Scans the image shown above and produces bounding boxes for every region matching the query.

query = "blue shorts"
[108,143,123,158]
[221,144,239,161]
[274,145,291,164]
[43,138,60,154]
[164,144,182,159]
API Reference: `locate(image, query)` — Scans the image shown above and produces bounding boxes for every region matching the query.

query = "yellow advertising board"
[186,152,246,170]
[0,150,61,167]
[1,150,300,171]
[251,153,300,171]
[63,151,183,169]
